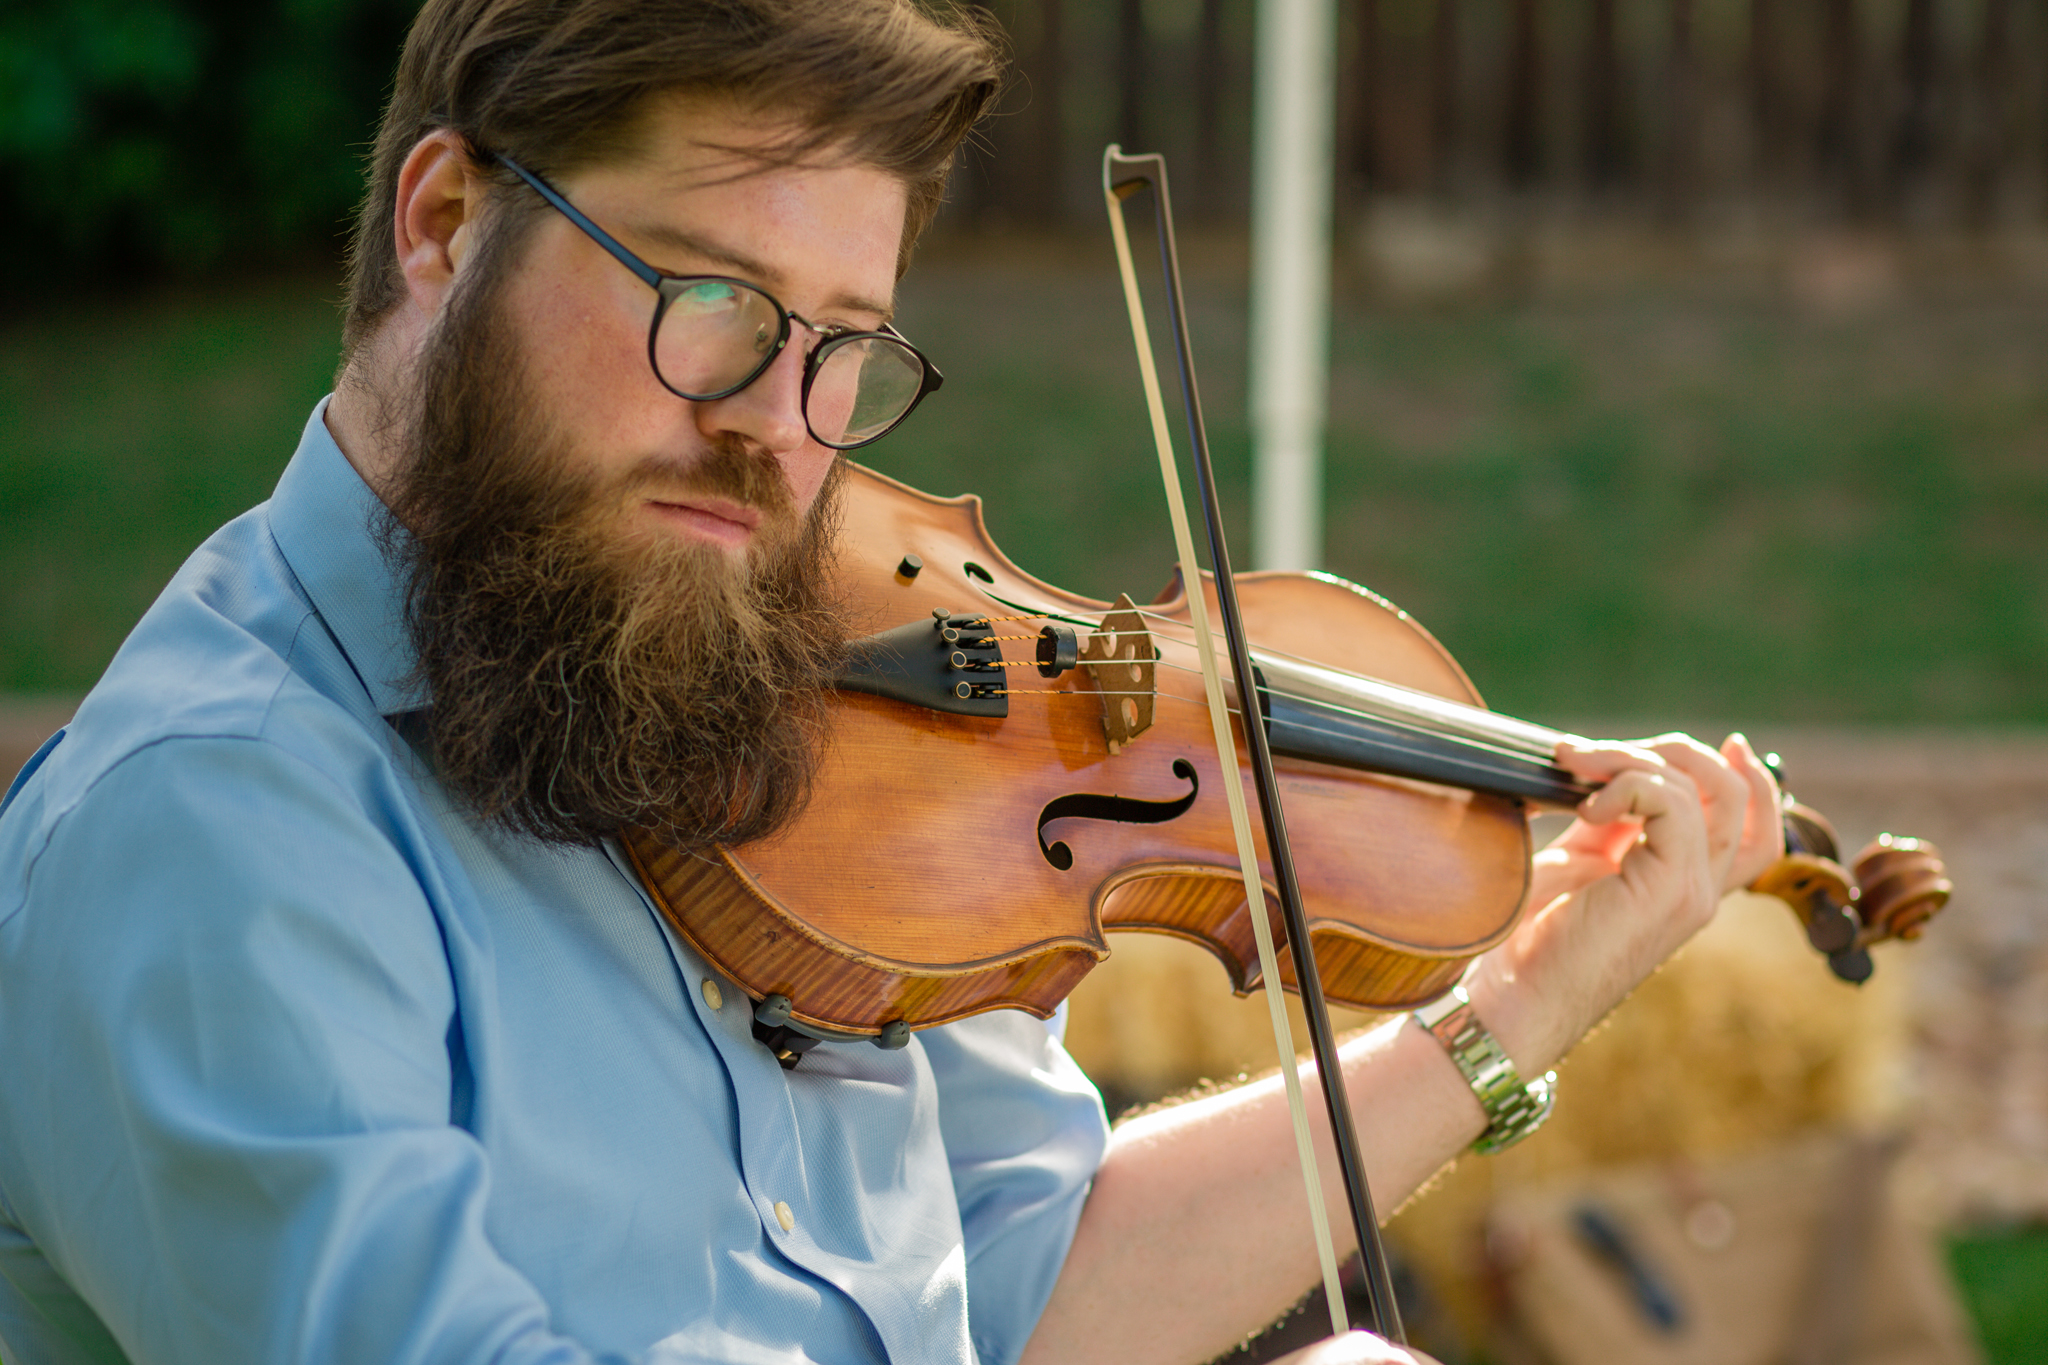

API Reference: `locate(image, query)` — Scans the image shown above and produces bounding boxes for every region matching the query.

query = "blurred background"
[2,0,2046,1361]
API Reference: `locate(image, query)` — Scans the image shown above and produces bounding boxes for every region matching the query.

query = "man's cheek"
[522,310,658,439]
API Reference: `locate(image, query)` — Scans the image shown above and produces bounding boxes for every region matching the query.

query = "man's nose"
[693,330,810,461]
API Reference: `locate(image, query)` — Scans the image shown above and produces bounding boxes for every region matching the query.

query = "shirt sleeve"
[920,1009,1111,1365]
[0,734,727,1365]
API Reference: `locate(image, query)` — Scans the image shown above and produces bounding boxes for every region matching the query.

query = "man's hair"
[341,0,1003,359]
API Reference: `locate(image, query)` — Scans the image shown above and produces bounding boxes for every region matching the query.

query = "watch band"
[1412,985,1556,1155]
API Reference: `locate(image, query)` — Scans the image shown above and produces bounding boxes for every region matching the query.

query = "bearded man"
[0,2,1784,1362]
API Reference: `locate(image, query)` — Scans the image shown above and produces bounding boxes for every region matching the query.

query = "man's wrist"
[1457,958,1563,1079]
[1411,985,1557,1155]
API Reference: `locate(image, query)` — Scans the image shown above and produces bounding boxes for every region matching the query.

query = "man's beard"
[383,252,849,854]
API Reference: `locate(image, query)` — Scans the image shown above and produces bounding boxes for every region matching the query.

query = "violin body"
[625,462,1535,1039]
[626,462,1950,1045]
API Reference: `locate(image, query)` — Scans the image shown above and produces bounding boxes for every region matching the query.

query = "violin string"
[958,601,1338,676]
[970,600,1459,710]
[950,594,1569,780]
[998,684,1587,800]
[994,672,1569,780]
[970,602,1380,689]
[972,598,1551,757]
[1109,655,1555,770]
[1139,657,1533,757]
[998,680,1485,754]
[986,641,1404,730]
[991,676,1436,742]
[979,636,1442,737]
[963,659,1145,670]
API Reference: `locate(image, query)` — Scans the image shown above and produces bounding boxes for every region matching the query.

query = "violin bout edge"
[1098,861,1519,1013]
[622,828,1105,1036]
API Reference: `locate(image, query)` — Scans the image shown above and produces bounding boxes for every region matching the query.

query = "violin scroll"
[1851,833,1951,945]
[1746,792,1952,983]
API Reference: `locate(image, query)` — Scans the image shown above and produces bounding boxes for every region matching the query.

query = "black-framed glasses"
[497,155,942,451]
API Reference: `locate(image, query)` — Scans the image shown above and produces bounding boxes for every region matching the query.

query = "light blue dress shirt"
[0,403,1110,1365]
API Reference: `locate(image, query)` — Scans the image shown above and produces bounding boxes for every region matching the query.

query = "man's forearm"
[1020,1010,1489,1365]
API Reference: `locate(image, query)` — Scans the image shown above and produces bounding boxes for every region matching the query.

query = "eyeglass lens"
[653,279,926,448]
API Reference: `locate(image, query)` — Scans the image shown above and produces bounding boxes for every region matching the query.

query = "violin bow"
[1101,146,1404,1344]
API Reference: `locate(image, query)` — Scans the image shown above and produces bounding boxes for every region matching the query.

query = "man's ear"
[392,130,489,318]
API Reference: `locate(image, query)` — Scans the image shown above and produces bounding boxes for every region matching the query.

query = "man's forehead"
[588,98,906,318]
[615,213,897,323]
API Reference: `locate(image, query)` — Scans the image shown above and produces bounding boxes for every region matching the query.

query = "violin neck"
[1250,650,1593,810]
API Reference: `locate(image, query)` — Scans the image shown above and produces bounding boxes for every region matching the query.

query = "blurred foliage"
[0,271,344,689]
[875,251,2048,728]
[1948,1225,2048,1363]
[0,0,418,300]
[2,245,2045,725]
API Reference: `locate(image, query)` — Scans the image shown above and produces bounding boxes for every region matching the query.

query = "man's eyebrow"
[621,220,896,324]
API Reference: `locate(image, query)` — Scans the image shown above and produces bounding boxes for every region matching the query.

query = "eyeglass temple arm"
[496,154,664,291]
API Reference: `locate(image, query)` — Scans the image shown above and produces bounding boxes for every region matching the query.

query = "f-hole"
[1038,759,1200,870]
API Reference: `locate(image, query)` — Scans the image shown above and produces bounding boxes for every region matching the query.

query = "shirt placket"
[600,843,915,1354]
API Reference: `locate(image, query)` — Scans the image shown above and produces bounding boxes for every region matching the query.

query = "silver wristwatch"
[1411,985,1556,1155]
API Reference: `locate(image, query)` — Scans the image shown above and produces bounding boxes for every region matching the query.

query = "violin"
[629,144,1950,1345]
[621,463,1951,1047]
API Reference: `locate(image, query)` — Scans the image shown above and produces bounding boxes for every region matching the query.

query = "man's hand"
[1021,732,1780,1365]
[1466,731,1782,1075]
[1530,732,1782,906]
[1272,1332,1441,1365]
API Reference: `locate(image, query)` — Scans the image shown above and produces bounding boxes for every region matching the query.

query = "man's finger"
[1576,766,1695,829]
[1722,732,1785,889]
[1554,736,1666,783]
[1632,733,1746,890]
[1274,1331,1441,1365]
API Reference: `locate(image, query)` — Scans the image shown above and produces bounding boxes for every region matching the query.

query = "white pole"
[1249,0,1338,572]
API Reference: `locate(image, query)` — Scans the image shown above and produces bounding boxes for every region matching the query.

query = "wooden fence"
[950,0,2048,228]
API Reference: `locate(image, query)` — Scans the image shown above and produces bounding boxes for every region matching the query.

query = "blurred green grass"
[879,244,2048,727]
[1948,1225,2048,1363]
[4,243,2046,726]
[0,271,347,691]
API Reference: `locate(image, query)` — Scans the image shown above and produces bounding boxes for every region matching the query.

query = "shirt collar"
[268,397,426,717]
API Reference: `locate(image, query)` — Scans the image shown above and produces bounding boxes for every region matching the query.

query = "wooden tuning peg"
[1750,852,1861,956]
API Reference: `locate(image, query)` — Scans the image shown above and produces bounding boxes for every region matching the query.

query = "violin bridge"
[1077,593,1156,754]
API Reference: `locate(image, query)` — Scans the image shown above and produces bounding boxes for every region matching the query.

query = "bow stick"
[1101,146,1404,1344]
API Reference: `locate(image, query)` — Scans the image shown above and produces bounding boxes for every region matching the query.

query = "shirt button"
[774,1201,795,1232]
[701,978,724,1011]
